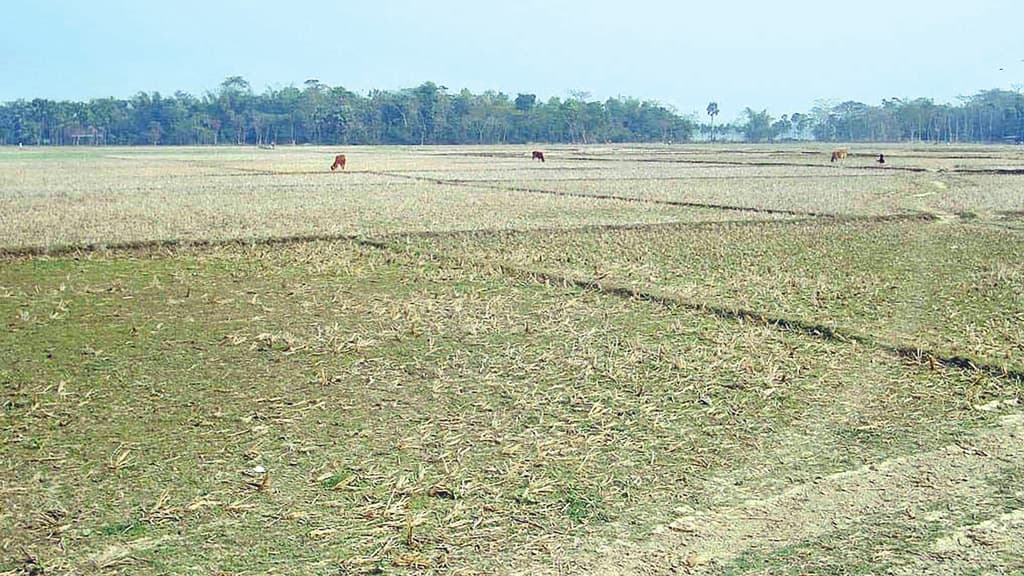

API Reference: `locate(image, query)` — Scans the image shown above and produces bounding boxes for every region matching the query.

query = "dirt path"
[537,413,1024,575]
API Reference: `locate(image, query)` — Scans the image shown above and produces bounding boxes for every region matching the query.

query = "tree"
[788,112,810,139]
[706,102,719,142]
[741,107,774,143]
[771,114,792,141]
[217,77,253,144]
[810,99,838,141]
[832,101,870,141]
[411,82,444,144]
[514,93,537,112]
[567,90,592,143]
[299,79,326,144]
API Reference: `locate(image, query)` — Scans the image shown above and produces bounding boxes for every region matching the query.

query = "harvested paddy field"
[2,144,1023,575]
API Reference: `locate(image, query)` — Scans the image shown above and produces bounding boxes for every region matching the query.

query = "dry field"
[1,143,1023,575]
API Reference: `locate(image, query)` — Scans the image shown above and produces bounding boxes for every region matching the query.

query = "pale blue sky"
[2,0,1021,120]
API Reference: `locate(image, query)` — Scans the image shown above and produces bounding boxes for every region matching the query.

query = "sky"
[2,0,1022,121]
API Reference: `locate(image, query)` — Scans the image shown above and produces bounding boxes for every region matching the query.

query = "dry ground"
[1,143,1023,575]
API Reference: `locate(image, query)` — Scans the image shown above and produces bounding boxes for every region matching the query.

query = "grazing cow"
[331,154,347,171]
[876,153,886,165]
[532,150,545,162]
[830,149,849,163]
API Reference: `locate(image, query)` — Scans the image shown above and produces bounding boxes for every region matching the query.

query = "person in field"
[532,150,545,162]
[330,154,346,171]
[830,149,848,162]
[877,153,885,165]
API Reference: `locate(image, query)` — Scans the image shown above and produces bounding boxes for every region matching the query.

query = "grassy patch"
[562,489,608,524]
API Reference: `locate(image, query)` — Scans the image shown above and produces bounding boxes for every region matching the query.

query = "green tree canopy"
[3,77,1021,146]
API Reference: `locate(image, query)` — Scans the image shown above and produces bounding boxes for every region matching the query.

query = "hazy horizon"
[2,0,1022,122]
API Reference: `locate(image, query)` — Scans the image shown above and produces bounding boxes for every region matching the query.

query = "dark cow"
[330,154,347,171]
[876,153,886,165]
[532,150,545,162]
[830,148,849,163]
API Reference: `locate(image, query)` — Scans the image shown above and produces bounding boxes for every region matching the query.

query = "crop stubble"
[2,144,1023,574]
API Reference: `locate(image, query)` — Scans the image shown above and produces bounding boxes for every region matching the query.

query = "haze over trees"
[1,77,1022,146]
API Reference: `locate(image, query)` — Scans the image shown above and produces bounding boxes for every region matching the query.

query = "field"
[2,143,1023,575]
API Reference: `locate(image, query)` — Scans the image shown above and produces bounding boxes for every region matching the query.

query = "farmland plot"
[413,218,1024,375]
[1,144,1022,575]
[385,145,1024,217]
[3,241,1019,575]
[0,148,791,252]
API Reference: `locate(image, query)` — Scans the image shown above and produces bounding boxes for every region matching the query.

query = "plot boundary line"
[0,213,937,259]
[366,170,842,218]
[379,237,1024,385]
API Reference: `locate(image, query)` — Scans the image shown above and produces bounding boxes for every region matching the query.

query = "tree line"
[0,77,692,147]
[704,90,1024,144]
[1,76,1022,146]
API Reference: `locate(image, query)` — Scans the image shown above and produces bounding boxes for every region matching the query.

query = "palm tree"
[706,102,720,142]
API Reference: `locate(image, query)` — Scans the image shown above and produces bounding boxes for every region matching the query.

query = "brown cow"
[331,154,347,171]
[532,150,545,162]
[830,149,849,163]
